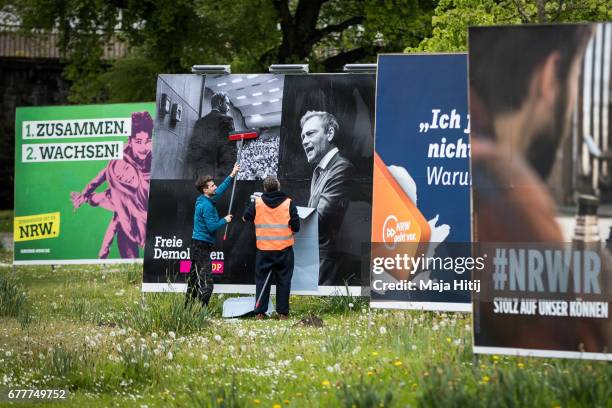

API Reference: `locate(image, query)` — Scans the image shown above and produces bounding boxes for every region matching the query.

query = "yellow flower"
[253,399,260,405]
[321,380,330,387]
[273,404,281,408]
[371,351,379,357]
[492,355,499,361]
[284,400,290,405]
[412,383,417,388]
[481,375,490,384]
[217,397,224,403]
[446,337,451,343]
[518,363,525,369]
[367,371,374,376]
[393,360,403,367]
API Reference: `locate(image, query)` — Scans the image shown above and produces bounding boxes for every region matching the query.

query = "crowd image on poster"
[143,73,374,293]
[370,54,472,312]
[13,103,155,264]
[470,23,612,360]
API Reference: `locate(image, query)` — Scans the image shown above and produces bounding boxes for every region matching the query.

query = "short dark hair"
[263,176,280,192]
[195,175,214,193]
[300,111,339,142]
[211,92,228,110]
[469,24,592,117]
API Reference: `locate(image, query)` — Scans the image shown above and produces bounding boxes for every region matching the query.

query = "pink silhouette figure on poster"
[70,112,153,258]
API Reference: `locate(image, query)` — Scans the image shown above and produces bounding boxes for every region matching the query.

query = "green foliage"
[189,380,245,408]
[363,0,437,50]
[337,378,394,408]
[407,0,519,52]
[122,293,212,336]
[0,271,31,324]
[9,0,438,102]
[100,56,160,103]
[45,344,77,379]
[415,360,612,407]
[409,0,612,53]
[1,265,611,407]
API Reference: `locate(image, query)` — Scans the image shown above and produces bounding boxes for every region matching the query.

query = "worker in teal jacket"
[185,163,239,307]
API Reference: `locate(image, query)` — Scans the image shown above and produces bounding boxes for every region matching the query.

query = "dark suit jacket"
[308,151,354,257]
[187,109,235,178]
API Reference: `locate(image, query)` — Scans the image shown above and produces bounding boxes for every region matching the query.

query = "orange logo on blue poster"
[371,153,430,279]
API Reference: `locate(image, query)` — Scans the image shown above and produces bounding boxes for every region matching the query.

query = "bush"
[0,271,30,324]
[337,378,394,408]
[122,293,212,336]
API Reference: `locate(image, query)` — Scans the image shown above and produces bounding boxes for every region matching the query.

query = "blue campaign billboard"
[370,53,472,311]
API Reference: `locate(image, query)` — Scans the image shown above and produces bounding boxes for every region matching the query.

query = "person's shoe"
[255,313,265,320]
[278,313,289,321]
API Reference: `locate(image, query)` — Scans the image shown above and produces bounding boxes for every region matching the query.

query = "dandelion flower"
[214,334,222,342]
[166,351,173,361]
[253,399,260,405]
[518,363,525,369]
[321,380,330,387]
[379,326,387,334]
[393,360,403,367]
[168,331,176,339]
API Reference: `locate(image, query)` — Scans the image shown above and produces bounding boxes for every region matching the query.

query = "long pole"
[223,135,243,240]
[255,271,273,309]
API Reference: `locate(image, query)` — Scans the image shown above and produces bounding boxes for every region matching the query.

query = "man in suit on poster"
[187,92,236,178]
[300,111,354,285]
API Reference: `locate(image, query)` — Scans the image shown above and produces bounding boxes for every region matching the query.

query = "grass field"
[0,250,611,407]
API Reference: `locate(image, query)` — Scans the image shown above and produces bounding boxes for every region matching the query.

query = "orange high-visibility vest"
[254,196,294,250]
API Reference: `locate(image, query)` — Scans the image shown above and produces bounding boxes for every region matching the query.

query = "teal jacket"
[192,176,232,244]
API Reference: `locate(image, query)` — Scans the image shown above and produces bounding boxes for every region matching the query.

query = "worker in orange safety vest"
[243,176,300,319]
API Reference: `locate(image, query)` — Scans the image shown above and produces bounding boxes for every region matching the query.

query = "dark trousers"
[185,240,214,307]
[254,247,294,315]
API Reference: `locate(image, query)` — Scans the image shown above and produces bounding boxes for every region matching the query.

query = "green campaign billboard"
[14,103,155,264]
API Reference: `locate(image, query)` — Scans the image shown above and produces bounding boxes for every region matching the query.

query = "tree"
[409,0,611,52]
[8,0,437,103]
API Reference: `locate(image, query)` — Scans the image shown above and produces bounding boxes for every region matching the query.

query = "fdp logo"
[211,261,224,275]
[382,215,413,249]
[210,251,224,275]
